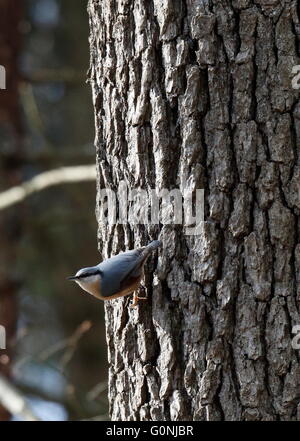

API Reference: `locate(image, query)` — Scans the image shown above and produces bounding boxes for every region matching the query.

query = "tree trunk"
[88,0,300,421]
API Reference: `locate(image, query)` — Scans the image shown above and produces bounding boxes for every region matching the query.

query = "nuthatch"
[68,240,161,306]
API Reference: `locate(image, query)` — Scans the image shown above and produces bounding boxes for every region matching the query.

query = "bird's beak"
[67,276,78,281]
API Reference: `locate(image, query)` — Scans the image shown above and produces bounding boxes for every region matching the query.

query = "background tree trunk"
[88,0,300,421]
[0,0,23,421]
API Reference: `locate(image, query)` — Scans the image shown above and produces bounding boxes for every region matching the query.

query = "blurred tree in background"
[0,0,108,420]
[0,0,23,422]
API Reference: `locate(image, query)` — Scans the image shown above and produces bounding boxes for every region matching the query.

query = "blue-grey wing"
[98,249,144,297]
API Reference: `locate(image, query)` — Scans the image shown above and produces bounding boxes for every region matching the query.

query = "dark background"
[0,0,108,420]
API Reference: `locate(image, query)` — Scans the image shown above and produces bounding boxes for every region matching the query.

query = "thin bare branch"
[0,373,40,421]
[0,165,96,210]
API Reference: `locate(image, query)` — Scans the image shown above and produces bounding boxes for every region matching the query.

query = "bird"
[67,240,161,306]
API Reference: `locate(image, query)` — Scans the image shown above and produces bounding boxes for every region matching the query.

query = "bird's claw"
[130,291,148,308]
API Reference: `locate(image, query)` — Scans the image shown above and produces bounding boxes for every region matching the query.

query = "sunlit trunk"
[88,0,300,421]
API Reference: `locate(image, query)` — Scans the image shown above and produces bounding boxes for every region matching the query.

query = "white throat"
[75,275,101,296]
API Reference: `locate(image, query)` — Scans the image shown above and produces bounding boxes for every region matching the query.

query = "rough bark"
[88,0,300,421]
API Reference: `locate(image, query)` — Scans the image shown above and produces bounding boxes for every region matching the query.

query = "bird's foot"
[130,290,148,308]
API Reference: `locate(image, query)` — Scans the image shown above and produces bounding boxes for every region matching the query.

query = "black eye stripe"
[79,270,101,279]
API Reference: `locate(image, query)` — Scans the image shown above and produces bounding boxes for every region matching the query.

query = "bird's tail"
[138,240,161,261]
[128,240,161,278]
[146,240,161,251]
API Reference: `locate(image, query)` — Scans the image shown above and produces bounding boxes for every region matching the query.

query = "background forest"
[0,0,108,421]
